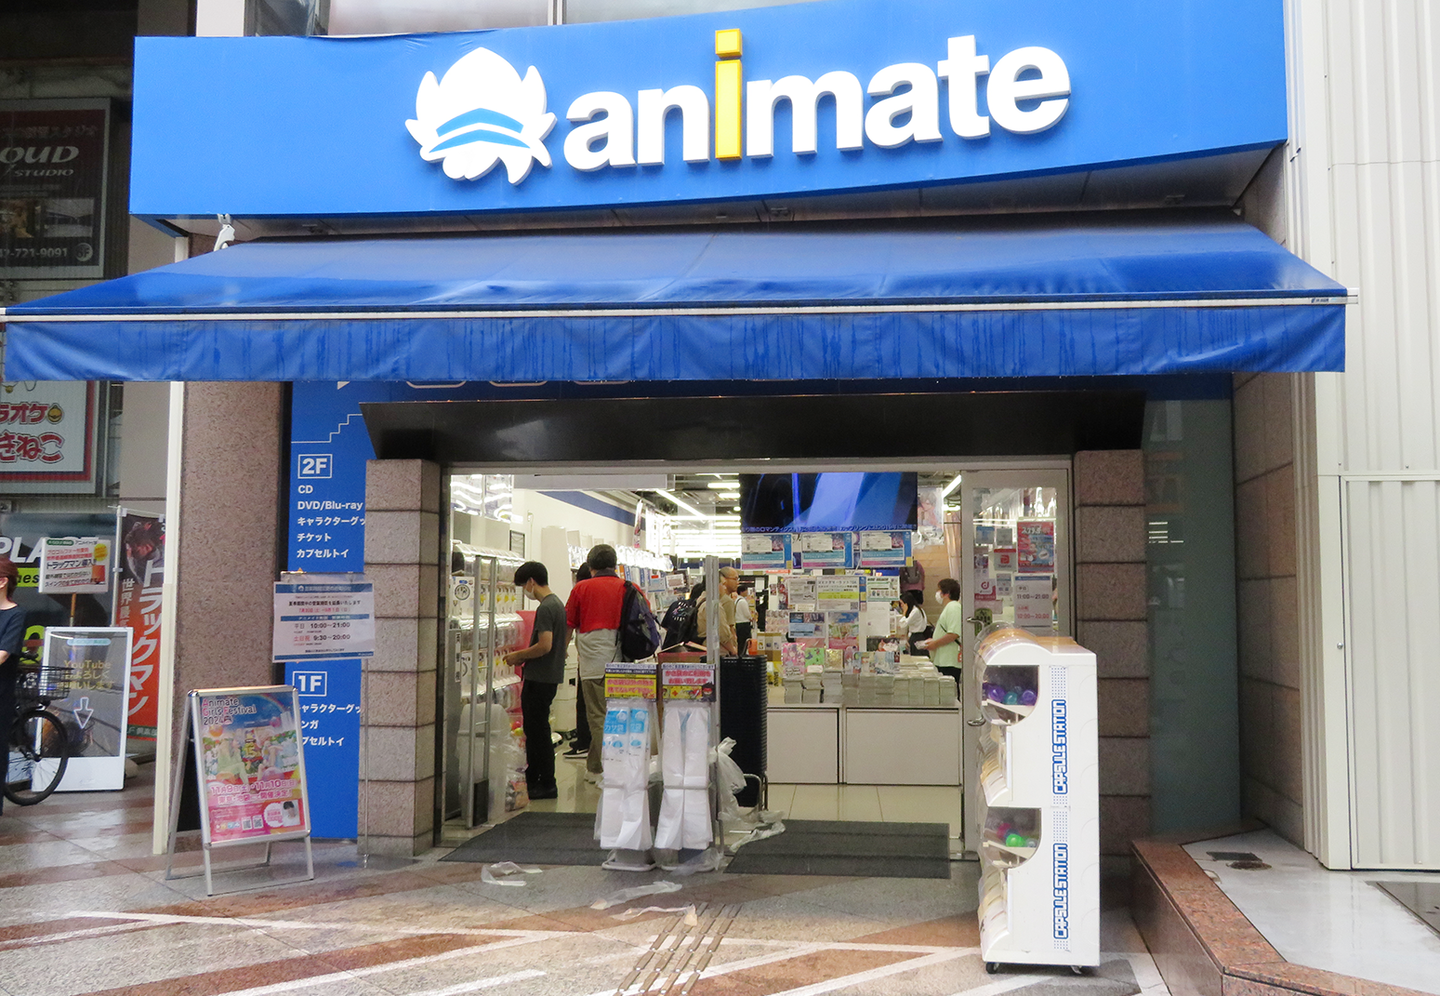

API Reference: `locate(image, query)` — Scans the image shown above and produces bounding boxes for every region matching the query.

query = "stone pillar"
[1073,450,1151,875]
[361,460,442,856]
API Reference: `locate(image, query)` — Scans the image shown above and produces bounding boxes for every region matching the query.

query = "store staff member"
[921,577,964,687]
[505,561,569,800]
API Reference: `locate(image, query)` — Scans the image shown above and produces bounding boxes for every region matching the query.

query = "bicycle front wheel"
[5,708,70,806]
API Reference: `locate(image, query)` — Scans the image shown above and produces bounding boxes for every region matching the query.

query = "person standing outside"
[921,577,964,687]
[733,582,754,653]
[0,558,26,817]
[565,545,628,778]
[696,566,739,656]
[504,561,568,800]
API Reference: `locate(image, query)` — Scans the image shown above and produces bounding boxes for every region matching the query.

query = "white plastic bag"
[481,862,540,886]
[656,700,712,851]
[711,737,748,823]
[589,879,682,910]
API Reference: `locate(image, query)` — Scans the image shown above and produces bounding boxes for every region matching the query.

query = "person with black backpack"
[659,581,701,650]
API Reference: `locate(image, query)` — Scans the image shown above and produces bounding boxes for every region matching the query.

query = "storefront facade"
[3,0,1434,874]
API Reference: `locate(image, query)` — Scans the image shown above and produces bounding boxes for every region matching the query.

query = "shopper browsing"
[565,545,628,778]
[563,563,593,759]
[733,582,754,653]
[503,561,569,800]
[898,589,931,656]
[921,578,964,687]
[695,566,740,656]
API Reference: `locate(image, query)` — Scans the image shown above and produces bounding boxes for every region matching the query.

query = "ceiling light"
[718,491,739,499]
[941,473,963,498]
[656,489,706,518]
[706,481,740,489]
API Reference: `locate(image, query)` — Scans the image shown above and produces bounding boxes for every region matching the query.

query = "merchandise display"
[974,625,1097,972]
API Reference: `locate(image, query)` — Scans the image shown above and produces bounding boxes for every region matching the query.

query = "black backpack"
[617,581,662,661]
[660,597,696,648]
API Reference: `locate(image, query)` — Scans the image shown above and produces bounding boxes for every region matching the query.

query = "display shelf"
[973,625,1098,973]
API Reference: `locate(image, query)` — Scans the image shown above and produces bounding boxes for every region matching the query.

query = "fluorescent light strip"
[941,473,963,498]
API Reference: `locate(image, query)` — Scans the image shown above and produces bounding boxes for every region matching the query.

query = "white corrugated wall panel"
[1296,0,1440,868]
[1344,480,1440,867]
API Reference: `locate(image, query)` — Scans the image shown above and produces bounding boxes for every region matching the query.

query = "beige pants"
[581,677,607,774]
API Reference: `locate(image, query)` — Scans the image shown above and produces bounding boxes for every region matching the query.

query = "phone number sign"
[272,578,375,660]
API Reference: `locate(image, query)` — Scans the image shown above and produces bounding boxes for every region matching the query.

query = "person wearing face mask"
[504,561,570,800]
[920,577,964,687]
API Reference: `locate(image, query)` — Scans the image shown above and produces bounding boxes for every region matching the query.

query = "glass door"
[958,469,1071,850]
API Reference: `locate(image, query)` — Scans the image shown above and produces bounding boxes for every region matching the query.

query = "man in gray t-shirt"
[504,561,570,799]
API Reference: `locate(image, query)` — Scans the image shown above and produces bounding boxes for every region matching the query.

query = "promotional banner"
[739,533,792,571]
[855,530,913,568]
[660,661,716,701]
[272,577,375,660]
[192,687,310,845]
[794,532,852,569]
[1017,520,1056,573]
[112,511,164,738]
[0,99,109,277]
[40,626,132,792]
[604,661,659,699]
[283,660,360,839]
[38,536,110,595]
[0,380,98,493]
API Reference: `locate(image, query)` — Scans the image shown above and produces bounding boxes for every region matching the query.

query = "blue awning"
[1,213,1347,383]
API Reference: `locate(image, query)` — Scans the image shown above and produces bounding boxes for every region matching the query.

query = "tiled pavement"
[0,765,1170,996]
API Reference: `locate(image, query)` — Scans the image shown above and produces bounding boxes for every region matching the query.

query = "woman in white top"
[734,582,754,653]
[897,589,929,656]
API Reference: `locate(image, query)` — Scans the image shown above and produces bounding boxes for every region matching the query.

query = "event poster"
[826,611,860,649]
[740,533,792,571]
[193,687,309,845]
[788,612,825,639]
[114,510,164,738]
[855,531,912,569]
[1017,520,1056,573]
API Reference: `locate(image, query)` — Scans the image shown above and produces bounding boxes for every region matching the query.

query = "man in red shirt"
[565,544,627,777]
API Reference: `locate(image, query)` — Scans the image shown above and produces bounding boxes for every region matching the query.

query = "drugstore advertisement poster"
[194,688,309,845]
[114,511,164,738]
[1016,520,1056,573]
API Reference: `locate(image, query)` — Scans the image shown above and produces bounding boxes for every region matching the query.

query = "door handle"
[966,718,986,727]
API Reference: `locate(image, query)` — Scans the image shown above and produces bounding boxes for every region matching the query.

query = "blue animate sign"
[130,0,1285,219]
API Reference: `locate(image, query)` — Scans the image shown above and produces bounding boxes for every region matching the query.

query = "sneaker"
[528,784,558,800]
[562,745,589,759]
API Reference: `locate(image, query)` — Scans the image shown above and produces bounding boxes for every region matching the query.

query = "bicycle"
[4,650,74,806]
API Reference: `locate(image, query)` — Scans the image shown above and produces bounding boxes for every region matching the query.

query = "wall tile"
[414,668,438,727]
[367,670,422,726]
[1078,621,1150,678]
[1238,678,1274,785]
[1100,794,1151,855]
[1265,465,1296,578]
[364,510,440,566]
[360,832,431,857]
[359,779,420,837]
[1234,477,1270,580]
[1078,563,1148,620]
[1076,505,1148,563]
[366,459,441,512]
[1271,794,1304,848]
[1236,579,1273,683]
[1075,450,1146,506]
[1232,376,1266,485]
[363,725,424,781]
[1270,575,1299,690]
[1261,374,1295,474]
[1098,679,1151,736]
[1100,736,1152,795]
[1273,686,1303,804]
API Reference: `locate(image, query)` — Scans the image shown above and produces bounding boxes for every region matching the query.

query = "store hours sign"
[272,577,375,660]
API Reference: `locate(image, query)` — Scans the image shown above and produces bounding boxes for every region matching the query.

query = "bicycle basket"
[20,658,75,700]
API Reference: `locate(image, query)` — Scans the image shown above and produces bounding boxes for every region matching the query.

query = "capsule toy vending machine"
[975,625,1098,973]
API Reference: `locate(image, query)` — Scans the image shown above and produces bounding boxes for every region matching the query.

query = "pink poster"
[1016,520,1056,573]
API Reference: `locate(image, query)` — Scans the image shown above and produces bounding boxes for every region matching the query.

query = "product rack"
[974,625,1098,973]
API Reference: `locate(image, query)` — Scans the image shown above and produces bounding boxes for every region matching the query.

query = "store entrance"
[432,462,1073,852]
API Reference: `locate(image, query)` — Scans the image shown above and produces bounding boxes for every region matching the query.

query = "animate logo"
[410,29,1070,186]
[406,47,556,184]
[1052,699,1068,795]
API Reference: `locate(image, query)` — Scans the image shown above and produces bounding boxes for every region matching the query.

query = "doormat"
[725,819,951,879]
[441,811,605,866]
[1375,881,1440,936]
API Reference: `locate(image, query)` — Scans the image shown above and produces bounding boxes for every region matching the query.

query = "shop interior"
[436,462,1071,849]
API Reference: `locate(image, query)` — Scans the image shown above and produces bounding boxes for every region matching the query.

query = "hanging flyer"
[816,575,861,612]
[1017,520,1056,573]
[37,536,110,594]
[855,531,912,568]
[795,532,852,569]
[272,576,375,660]
[660,662,716,701]
[786,576,818,611]
[739,533,792,571]
[192,687,309,845]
